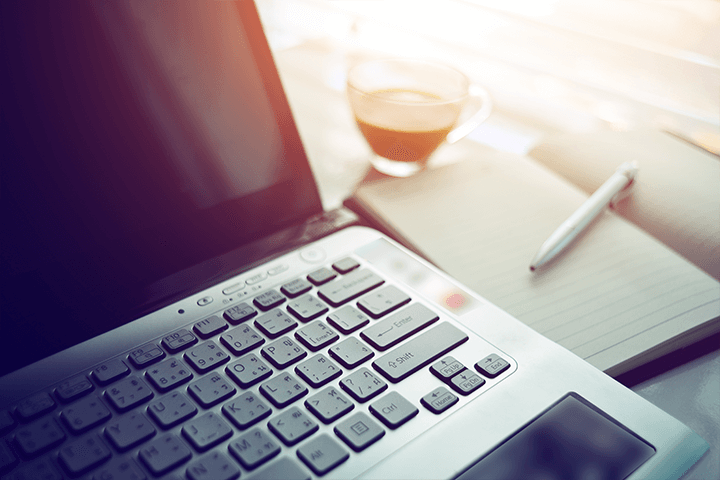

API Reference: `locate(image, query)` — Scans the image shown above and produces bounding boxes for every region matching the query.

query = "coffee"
[352,89,462,163]
[347,59,490,177]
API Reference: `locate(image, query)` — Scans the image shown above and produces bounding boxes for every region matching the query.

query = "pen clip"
[609,162,638,208]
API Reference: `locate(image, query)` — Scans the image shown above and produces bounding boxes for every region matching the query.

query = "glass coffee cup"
[347,58,492,177]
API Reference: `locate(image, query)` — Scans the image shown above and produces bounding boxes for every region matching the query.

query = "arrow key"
[430,355,466,382]
[421,386,458,414]
[450,371,485,396]
[475,354,510,378]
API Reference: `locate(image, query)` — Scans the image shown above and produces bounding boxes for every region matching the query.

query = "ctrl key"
[369,391,418,429]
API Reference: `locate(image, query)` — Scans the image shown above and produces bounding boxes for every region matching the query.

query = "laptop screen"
[1,1,322,375]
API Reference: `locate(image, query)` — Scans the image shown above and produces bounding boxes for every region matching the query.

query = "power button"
[197,296,213,307]
[300,247,326,263]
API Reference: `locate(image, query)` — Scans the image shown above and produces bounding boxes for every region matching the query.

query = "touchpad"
[455,393,655,480]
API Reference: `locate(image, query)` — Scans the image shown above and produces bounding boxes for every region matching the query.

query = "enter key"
[360,303,439,351]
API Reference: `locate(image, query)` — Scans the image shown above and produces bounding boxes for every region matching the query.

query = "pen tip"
[529,266,536,272]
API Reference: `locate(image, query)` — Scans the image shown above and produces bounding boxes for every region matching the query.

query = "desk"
[264,23,719,480]
[621,334,720,479]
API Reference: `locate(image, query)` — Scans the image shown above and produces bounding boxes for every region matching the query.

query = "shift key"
[361,303,439,351]
[373,323,469,383]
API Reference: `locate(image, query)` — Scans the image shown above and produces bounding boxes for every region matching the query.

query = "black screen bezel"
[0,0,323,375]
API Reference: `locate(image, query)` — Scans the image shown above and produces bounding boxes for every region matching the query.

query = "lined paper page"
[352,146,720,375]
[530,130,720,281]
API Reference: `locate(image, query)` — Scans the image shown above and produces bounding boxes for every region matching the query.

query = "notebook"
[347,141,720,378]
[0,1,709,479]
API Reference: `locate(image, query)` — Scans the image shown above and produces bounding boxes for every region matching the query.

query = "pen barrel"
[565,172,630,232]
[531,171,632,268]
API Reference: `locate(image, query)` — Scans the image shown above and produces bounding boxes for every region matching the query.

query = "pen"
[530,161,638,272]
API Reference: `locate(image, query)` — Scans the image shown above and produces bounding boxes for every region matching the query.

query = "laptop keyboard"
[0,256,513,480]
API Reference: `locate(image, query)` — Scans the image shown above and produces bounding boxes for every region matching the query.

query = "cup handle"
[446,84,492,144]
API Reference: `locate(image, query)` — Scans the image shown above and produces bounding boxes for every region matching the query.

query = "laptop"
[0,1,708,479]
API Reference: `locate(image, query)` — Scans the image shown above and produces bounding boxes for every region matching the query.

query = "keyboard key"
[326,305,369,334]
[105,413,156,451]
[305,386,354,424]
[245,457,310,480]
[357,285,411,319]
[61,394,111,434]
[161,329,198,353]
[146,358,193,392]
[5,457,62,480]
[0,439,17,473]
[147,392,197,429]
[182,412,233,452]
[128,343,166,368]
[450,371,485,395]
[295,321,339,351]
[187,452,240,480]
[15,392,55,421]
[0,409,16,435]
[260,373,308,408]
[93,458,147,480]
[421,386,458,414]
[317,269,384,307]
[223,302,257,324]
[246,272,267,285]
[373,322,469,383]
[105,376,154,412]
[268,264,289,276]
[187,371,236,408]
[255,310,298,339]
[297,433,349,475]
[261,336,307,369]
[253,290,286,311]
[334,412,385,452]
[58,434,111,476]
[430,355,466,381]
[268,406,318,446]
[328,337,374,369]
[229,428,281,470]
[161,473,182,480]
[307,267,337,286]
[139,434,192,476]
[295,354,342,388]
[287,294,329,322]
[55,374,94,402]
[369,391,418,429]
[185,341,230,373]
[223,282,246,295]
[339,367,387,403]
[360,303,439,351]
[221,324,264,355]
[14,417,65,457]
[280,278,312,298]
[92,358,130,385]
[332,257,360,274]
[226,353,273,388]
[193,315,228,339]
[475,353,511,378]
[222,391,272,429]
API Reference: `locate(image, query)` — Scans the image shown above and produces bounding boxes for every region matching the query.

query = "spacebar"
[372,322,469,383]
